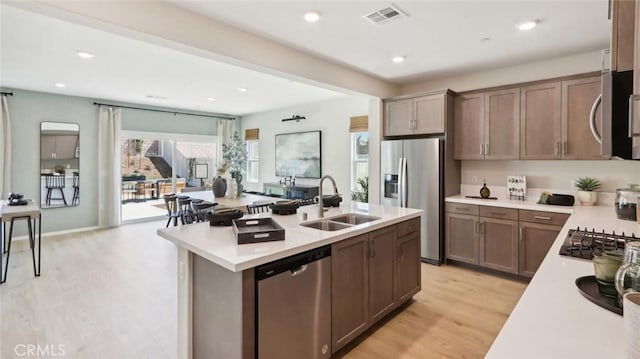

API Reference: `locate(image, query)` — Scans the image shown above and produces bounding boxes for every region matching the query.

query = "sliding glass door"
[120,131,216,222]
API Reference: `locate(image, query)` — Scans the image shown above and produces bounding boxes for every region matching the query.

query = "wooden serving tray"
[575,275,623,315]
[232,218,285,244]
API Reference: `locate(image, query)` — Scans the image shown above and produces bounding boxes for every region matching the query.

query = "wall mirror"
[40,121,80,208]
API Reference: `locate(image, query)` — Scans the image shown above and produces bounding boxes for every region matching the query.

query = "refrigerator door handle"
[397,158,404,207]
[402,157,408,208]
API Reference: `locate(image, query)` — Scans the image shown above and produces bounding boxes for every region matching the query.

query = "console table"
[262,182,319,200]
[1,201,42,284]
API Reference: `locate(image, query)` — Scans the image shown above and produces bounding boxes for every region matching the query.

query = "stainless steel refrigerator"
[381,138,443,264]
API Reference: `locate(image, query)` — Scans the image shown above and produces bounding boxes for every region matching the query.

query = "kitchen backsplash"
[461,160,640,193]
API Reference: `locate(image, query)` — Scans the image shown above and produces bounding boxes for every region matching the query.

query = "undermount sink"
[300,220,353,231]
[300,213,380,231]
[327,213,380,225]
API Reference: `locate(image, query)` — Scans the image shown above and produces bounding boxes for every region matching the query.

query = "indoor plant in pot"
[222,132,248,197]
[575,176,601,206]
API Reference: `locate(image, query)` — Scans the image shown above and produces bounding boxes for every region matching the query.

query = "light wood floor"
[1,221,526,358]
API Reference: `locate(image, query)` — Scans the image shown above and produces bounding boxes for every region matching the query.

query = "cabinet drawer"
[397,217,420,238]
[479,206,518,220]
[445,203,479,215]
[518,210,569,226]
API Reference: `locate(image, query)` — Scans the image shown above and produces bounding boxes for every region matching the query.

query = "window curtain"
[0,95,10,198]
[217,119,233,162]
[98,106,122,227]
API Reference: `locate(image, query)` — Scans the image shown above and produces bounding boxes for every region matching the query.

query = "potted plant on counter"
[575,176,601,206]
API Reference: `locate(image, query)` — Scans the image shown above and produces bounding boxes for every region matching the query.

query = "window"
[351,132,369,191]
[246,140,259,182]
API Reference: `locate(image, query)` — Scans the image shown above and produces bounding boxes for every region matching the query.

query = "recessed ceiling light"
[304,11,321,22]
[76,51,95,59]
[55,83,66,88]
[392,56,406,63]
[146,94,167,100]
[207,97,216,101]
[238,87,248,92]
[517,20,539,31]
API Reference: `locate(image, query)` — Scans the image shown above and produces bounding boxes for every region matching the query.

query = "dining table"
[0,199,42,284]
[184,191,279,212]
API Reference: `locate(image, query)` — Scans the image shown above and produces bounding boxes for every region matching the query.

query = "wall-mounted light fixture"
[282,115,306,122]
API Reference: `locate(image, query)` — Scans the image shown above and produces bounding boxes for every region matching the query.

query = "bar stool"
[72,172,80,205]
[178,197,195,224]
[192,202,217,222]
[44,173,67,205]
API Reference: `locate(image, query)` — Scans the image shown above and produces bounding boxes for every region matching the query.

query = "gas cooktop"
[558,227,638,260]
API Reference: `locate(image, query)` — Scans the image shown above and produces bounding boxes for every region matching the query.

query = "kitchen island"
[446,194,640,358]
[157,202,422,359]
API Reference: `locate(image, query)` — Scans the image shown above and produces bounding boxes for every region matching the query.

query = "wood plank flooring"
[0,221,526,358]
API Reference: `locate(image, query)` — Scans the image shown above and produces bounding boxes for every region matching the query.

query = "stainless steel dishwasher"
[256,246,331,359]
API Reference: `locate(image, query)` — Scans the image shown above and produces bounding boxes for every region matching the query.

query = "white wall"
[401,50,602,94]
[462,160,640,194]
[240,96,370,199]
[3,87,228,235]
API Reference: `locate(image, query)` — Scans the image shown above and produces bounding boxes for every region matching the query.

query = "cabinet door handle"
[455,207,470,211]
[480,222,485,234]
[369,240,376,258]
[485,144,489,156]
[480,144,485,156]
[519,227,523,240]
[563,141,567,155]
[554,142,559,155]
[534,215,552,221]
[492,211,507,216]
[475,221,480,234]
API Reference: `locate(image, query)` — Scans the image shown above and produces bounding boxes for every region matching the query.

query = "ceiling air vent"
[363,4,408,25]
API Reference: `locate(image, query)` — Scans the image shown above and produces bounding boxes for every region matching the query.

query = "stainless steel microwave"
[591,70,639,159]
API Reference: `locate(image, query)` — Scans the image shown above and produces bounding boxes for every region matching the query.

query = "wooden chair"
[178,197,195,224]
[247,202,272,214]
[163,195,181,227]
[192,202,217,222]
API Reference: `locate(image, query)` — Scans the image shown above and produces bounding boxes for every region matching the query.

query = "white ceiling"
[0,5,346,116]
[173,0,610,83]
[0,1,610,116]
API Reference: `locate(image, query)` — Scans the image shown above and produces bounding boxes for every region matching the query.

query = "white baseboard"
[6,225,103,241]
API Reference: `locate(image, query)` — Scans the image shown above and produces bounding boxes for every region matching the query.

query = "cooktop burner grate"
[558,227,638,260]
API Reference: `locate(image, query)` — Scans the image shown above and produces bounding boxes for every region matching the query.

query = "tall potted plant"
[575,176,601,206]
[222,132,248,197]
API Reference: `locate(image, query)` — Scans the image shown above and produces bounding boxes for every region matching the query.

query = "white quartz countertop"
[479,202,640,358]
[157,202,422,272]
[446,194,573,214]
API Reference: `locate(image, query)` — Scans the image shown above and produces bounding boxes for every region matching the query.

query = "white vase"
[226,178,237,198]
[577,190,597,206]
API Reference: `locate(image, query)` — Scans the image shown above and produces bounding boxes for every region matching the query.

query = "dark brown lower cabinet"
[331,219,421,354]
[331,234,369,353]
[445,212,479,264]
[397,231,421,305]
[518,222,562,277]
[479,218,519,274]
[369,227,397,325]
[446,204,568,278]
